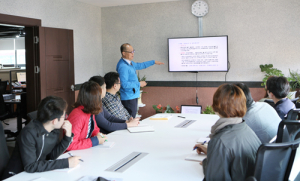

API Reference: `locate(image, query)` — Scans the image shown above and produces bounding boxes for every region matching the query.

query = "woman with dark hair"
[194,84,261,181]
[67,81,107,151]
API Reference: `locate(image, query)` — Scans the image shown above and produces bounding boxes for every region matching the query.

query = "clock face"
[191,0,209,17]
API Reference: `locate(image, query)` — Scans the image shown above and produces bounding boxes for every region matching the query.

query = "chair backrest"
[0,81,7,95]
[0,122,10,178]
[285,109,300,120]
[264,99,275,107]
[245,176,257,181]
[276,120,300,143]
[252,139,300,181]
[27,110,37,121]
[0,92,8,117]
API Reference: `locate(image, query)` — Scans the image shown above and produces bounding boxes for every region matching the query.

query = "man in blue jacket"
[116,43,164,117]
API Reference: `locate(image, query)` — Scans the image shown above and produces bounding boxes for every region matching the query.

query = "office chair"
[246,138,300,181]
[285,109,300,120]
[276,120,300,143]
[245,177,257,181]
[0,81,8,95]
[27,110,37,122]
[0,122,10,178]
[0,93,16,138]
[264,99,275,107]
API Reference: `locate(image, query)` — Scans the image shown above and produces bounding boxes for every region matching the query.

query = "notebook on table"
[127,126,154,133]
[185,151,206,162]
[149,114,172,120]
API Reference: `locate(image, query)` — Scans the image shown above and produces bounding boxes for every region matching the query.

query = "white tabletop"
[6,113,219,181]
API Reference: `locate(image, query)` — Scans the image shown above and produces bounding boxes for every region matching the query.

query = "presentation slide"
[168,36,228,72]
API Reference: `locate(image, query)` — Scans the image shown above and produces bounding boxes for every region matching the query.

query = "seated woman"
[194,84,261,181]
[89,75,140,134]
[67,81,107,151]
[266,76,295,119]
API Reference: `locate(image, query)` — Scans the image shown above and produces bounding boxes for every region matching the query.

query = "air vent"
[105,152,148,173]
[175,120,196,128]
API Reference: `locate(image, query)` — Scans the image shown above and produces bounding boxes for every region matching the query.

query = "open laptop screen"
[181,105,202,114]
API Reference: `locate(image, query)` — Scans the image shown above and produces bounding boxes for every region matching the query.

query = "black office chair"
[246,138,300,181]
[0,93,16,138]
[0,92,12,124]
[264,99,275,107]
[27,110,37,122]
[0,122,10,178]
[245,177,257,181]
[276,120,300,143]
[0,81,8,95]
[285,109,300,120]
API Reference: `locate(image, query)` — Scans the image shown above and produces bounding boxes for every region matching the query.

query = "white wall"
[0,0,102,84]
[101,0,300,81]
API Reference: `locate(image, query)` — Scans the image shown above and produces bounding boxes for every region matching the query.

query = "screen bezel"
[168,35,229,72]
[180,105,202,114]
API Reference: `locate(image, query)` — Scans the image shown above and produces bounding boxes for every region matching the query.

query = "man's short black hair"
[266,76,290,99]
[120,43,131,53]
[235,83,254,109]
[104,72,120,89]
[89,76,105,87]
[37,96,67,123]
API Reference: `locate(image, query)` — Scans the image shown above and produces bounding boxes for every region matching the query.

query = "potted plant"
[202,105,215,114]
[287,69,300,100]
[259,64,299,99]
[260,64,284,87]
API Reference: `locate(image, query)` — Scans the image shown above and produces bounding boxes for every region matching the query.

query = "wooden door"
[36,27,75,113]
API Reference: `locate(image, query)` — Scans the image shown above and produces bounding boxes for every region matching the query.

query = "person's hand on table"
[126,117,140,123]
[68,156,81,168]
[127,117,140,127]
[193,143,207,165]
[193,143,207,155]
[96,132,107,144]
[140,81,147,87]
[154,61,164,65]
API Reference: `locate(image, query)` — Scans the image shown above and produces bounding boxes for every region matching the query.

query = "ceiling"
[76,0,181,7]
[0,24,25,38]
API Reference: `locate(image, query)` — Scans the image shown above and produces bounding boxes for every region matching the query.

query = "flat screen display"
[168,36,228,72]
[181,105,202,114]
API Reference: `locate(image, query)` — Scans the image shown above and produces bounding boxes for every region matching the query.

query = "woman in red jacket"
[67,81,107,151]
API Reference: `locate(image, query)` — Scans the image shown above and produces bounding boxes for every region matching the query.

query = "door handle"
[71,85,74,91]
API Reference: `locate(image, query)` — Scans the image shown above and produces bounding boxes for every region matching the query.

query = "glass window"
[0,50,15,65]
[17,49,25,64]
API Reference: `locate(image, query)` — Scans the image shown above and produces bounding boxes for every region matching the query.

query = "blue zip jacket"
[116,58,154,100]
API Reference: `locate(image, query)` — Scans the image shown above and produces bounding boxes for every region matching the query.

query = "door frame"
[0,13,41,113]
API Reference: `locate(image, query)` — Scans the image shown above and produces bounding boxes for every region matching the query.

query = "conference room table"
[6,113,219,181]
[6,113,300,181]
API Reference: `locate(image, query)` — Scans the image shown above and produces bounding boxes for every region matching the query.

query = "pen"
[68,152,84,162]
[178,116,185,118]
[193,141,207,151]
[100,133,108,142]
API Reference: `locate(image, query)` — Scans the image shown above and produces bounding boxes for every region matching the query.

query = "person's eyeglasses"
[116,82,121,85]
[60,114,68,120]
[124,50,135,54]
